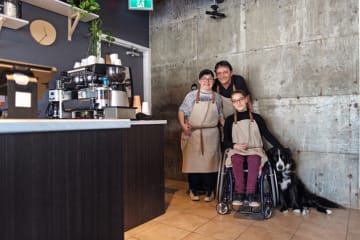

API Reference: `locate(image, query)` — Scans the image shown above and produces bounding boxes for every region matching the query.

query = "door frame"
[100,35,152,108]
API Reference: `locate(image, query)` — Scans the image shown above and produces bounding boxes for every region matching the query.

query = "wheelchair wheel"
[268,166,279,207]
[263,206,272,219]
[216,202,230,215]
[260,163,274,219]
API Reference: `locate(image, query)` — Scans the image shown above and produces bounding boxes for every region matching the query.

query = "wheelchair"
[216,149,279,219]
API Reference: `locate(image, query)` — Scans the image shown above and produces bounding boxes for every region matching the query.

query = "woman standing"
[178,69,224,202]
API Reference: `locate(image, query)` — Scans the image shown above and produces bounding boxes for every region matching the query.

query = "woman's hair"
[198,69,214,79]
[214,60,233,72]
[231,89,249,98]
[231,89,254,122]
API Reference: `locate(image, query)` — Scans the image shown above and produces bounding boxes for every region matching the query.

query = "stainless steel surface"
[110,90,129,107]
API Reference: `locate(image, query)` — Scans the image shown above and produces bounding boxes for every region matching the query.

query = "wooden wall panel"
[0,130,124,240]
[122,124,165,230]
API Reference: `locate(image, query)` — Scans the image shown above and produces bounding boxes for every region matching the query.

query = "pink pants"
[231,154,261,194]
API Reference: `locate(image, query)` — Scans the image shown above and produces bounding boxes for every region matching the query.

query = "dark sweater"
[223,110,283,150]
[212,75,250,98]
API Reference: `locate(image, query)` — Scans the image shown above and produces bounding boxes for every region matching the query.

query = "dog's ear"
[266,147,277,157]
[283,148,292,160]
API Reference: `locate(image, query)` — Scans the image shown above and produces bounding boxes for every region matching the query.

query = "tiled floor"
[125,179,360,240]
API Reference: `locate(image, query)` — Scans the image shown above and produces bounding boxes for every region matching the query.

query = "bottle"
[102,76,109,87]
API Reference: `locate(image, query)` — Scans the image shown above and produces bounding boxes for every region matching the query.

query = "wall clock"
[29,20,57,46]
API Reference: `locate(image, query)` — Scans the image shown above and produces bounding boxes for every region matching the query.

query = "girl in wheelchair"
[223,90,283,208]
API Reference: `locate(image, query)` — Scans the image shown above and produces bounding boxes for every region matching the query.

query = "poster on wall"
[128,0,153,11]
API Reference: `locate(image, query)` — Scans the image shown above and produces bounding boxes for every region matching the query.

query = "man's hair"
[214,60,233,72]
[198,69,214,79]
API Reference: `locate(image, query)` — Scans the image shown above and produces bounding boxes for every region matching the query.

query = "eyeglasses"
[200,77,214,82]
[231,97,246,103]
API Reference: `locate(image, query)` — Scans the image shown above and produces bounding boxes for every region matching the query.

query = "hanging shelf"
[22,0,99,41]
[0,14,29,30]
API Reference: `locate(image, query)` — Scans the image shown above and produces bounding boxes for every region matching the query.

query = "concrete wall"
[150,0,359,208]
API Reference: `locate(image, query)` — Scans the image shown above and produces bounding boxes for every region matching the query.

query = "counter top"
[0,119,131,133]
[131,120,167,125]
[0,119,167,134]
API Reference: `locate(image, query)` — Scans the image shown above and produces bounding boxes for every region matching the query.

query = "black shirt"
[223,110,282,150]
[212,75,249,98]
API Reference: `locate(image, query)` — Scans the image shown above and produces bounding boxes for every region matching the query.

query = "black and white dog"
[267,147,343,215]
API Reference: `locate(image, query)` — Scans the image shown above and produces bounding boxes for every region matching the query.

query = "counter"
[0,119,131,133]
[0,119,166,240]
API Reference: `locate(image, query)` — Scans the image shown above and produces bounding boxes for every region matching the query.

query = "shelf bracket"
[68,12,80,41]
[0,17,5,31]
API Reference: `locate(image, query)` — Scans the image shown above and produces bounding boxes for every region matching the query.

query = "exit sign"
[129,0,153,10]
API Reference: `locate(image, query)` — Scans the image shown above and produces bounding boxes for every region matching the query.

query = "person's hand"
[182,122,192,136]
[234,143,248,150]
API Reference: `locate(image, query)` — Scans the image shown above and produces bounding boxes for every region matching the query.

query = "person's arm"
[223,116,234,149]
[215,92,224,126]
[178,111,191,136]
[178,91,195,136]
[254,114,283,148]
[219,117,225,127]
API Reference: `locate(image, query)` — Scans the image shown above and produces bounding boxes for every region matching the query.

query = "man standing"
[212,60,250,119]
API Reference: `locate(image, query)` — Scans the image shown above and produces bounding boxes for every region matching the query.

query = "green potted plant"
[78,0,100,13]
[67,0,114,57]
[66,0,100,12]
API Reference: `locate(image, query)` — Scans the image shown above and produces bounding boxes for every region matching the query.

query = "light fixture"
[205,0,226,19]
[126,47,141,57]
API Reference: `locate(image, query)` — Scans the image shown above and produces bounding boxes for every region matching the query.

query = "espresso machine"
[46,64,134,119]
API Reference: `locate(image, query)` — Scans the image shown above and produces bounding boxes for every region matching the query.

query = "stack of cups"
[133,95,141,113]
[109,53,122,66]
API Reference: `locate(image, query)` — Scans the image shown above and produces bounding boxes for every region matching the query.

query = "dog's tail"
[313,194,344,209]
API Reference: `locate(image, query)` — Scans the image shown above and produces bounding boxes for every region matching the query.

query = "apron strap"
[192,126,218,156]
[200,129,204,155]
[196,89,200,103]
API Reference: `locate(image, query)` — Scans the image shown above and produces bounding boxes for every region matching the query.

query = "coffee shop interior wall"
[150,0,359,208]
[0,0,149,116]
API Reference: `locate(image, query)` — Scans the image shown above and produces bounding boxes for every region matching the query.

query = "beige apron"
[221,96,234,119]
[217,84,237,119]
[181,92,221,173]
[225,119,268,168]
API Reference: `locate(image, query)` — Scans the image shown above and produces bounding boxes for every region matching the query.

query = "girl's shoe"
[247,194,260,207]
[232,193,245,206]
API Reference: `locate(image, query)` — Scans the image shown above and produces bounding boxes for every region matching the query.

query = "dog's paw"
[302,209,309,215]
[293,209,301,214]
[281,209,289,214]
[326,209,333,215]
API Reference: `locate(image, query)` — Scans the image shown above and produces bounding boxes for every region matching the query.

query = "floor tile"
[131,222,190,240]
[236,225,293,240]
[181,232,219,240]
[194,218,249,240]
[124,179,360,240]
[156,212,210,231]
[294,221,347,240]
